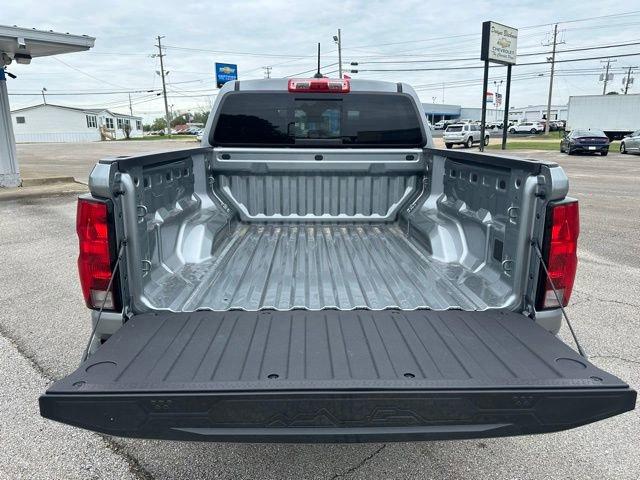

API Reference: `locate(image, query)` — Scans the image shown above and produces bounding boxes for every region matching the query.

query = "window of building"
[86,115,97,128]
[16,116,26,124]
[136,120,142,130]
[105,117,114,129]
[117,118,124,129]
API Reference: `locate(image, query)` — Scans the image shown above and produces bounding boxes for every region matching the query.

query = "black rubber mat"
[48,309,627,393]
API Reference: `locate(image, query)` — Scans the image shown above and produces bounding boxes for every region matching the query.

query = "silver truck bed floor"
[146,223,508,312]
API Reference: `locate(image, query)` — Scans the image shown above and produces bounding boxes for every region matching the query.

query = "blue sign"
[215,63,238,88]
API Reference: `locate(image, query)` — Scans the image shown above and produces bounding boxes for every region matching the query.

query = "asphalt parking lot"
[1,141,639,479]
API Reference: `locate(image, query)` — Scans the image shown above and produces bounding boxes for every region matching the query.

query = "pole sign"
[481,21,518,66]
[486,91,494,104]
[215,63,238,88]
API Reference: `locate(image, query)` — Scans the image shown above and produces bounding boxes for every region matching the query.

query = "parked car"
[443,123,490,148]
[620,129,640,154]
[560,129,610,155]
[433,120,446,130]
[39,77,635,443]
[195,129,204,142]
[509,122,545,134]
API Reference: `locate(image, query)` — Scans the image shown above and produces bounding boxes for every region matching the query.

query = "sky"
[4,0,640,123]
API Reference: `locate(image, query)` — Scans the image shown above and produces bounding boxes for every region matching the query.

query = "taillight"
[77,197,119,310]
[536,200,579,310]
[288,78,350,93]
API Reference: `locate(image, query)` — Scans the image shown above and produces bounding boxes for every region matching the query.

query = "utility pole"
[442,82,445,103]
[601,58,616,95]
[262,66,272,79]
[334,29,343,78]
[623,66,635,94]
[543,24,563,135]
[128,92,133,117]
[155,35,172,136]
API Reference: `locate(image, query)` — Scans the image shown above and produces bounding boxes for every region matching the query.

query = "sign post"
[502,65,512,150]
[480,21,518,151]
[215,63,238,88]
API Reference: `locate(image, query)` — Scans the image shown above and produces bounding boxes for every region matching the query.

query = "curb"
[21,176,78,187]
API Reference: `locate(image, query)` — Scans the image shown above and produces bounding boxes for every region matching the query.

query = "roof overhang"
[0,24,95,65]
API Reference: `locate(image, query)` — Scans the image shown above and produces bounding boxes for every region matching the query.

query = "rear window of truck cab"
[212,92,425,147]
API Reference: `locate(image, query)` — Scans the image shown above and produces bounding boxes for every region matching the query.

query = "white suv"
[443,123,490,149]
[509,122,544,134]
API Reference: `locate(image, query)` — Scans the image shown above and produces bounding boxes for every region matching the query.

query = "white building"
[423,103,568,124]
[507,104,568,123]
[10,103,143,143]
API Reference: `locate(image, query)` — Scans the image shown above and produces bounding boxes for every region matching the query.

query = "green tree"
[170,115,188,127]
[193,111,209,125]
[151,117,166,131]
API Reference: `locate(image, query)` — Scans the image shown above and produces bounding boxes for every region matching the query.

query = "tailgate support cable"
[81,240,127,362]
[532,240,587,358]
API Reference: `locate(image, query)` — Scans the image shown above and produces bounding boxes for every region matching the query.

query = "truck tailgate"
[40,310,635,442]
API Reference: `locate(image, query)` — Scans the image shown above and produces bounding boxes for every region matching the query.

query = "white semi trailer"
[567,94,640,140]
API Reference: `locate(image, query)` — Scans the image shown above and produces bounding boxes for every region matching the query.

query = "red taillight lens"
[288,78,350,93]
[536,201,579,310]
[77,198,117,310]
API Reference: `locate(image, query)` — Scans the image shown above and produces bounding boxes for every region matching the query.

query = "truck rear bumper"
[40,310,636,442]
[40,388,635,443]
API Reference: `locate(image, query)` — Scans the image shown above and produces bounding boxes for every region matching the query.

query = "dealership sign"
[215,63,238,88]
[481,21,518,65]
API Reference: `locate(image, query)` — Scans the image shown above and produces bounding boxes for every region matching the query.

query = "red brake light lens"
[77,198,118,310]
[536,201,579,309]
[288,78,350,93]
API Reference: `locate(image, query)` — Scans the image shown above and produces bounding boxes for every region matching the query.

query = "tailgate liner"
[40,310,636,441]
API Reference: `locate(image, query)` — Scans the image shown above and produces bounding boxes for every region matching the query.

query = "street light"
[333,29,342,79]
[41,87,47,105]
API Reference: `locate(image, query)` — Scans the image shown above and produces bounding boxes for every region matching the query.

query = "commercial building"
[423,102,567,124]
[10,103,143,143]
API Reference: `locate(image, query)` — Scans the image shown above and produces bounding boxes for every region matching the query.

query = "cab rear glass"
[212,92,425,147]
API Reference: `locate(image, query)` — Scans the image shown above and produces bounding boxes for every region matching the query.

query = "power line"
[356,51,640,72]
[346,11,640,50]
[162,44,335,58]
[286,62,339,78]
[8,89,160,96]
[355,40,640,65]
[52,57,128,89]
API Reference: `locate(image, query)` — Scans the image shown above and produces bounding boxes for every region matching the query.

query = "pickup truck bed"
[40,309,635,442]
[149,222,500,312]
